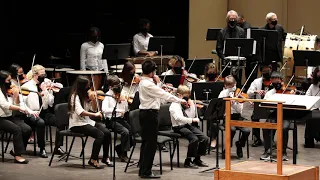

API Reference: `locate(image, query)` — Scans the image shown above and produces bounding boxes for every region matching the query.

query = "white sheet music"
[265,94,320,110]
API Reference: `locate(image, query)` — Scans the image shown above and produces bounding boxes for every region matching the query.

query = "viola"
[234,88,249,103]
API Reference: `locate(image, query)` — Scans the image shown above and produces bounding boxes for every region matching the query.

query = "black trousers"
[70,122,111,160]
[263,119,289,152]
[25,116,46,149]
[304,110,320,145]
[107,117,132,152]
[173,124,209,158]
[40,109,64,148]
[0,117,32,156]
[139,109,158,176]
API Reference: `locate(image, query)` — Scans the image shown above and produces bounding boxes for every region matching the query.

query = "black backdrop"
[2,0,189,72]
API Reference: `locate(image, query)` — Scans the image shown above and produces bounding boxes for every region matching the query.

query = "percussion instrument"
[126,55,174,74]
[110,64,142,74]
[46,68,74,86]
[224,56,246,68]
[66,70,105,90]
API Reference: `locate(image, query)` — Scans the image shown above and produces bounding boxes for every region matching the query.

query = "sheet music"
[264,94,320,110]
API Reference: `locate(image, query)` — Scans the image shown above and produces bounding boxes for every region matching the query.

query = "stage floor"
[0,103,320,180]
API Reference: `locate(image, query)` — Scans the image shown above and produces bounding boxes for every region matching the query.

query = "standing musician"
[119,61,139,99]
[8,63,28,86]
[260,12,286,70]
[237,14,251,30]
[68,75,112,169]
[102,75,133,163]
[304,66,320,148]
[218,75,251,158]
[133,18,157,57]
[216,10,245,79]
[247,63,272,147]
[22,65,64,157]
[80,27,108,73]
[260,71,290,161]
[138,60,187,178]
[170,85,209,168]
[0,70,39,164]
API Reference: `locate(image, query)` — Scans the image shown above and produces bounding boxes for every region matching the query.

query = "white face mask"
[228,86,237,92]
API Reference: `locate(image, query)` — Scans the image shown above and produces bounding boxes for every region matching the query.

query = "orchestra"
[2,9,320,180]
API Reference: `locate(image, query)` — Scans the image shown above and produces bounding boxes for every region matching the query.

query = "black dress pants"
[40,109,64,148]
[263,119,289,152]
[173,124,209,158]
[139,109,158,176]
[304,110,320,146]
[70,122,111,160]
[25,116,46,149]
[230,114,251,147]
[108,117,132,152]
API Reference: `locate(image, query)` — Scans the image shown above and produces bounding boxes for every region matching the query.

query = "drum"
[45,68,74,86]
[110,64,143,74]
[224,56,246,68]
[66,70,106,90]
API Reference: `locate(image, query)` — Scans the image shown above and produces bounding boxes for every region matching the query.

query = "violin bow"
[193,92,199,118]
[282,75,295,94]
[237,62,259,97]
[215,61,231,82]
[31,54,36,71]
[126,74,136,100]
[90,73,102,113]
[187,56,197,72]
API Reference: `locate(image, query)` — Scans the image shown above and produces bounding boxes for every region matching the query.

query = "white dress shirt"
[121,84,139,98]
[69,94,95,129]
[169,102,196,127]
[247,77,271,99]
[133,33,153,55]
[264,89,276,99]
[306,83,320,110]
[0,90,14,117]
[218,88,243,114]
[102,90,129,119]
[80,41,108,72]
[138,76,183,110]
[21,79,54,111]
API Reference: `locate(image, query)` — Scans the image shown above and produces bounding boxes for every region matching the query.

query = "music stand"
[206,28,222,41]
[191,82,224,103]
[185,58,214,76]
[148,36,176,73]
[103,43,131,71]
[159,75,181,88]
[293,50,320,78]
[251,29,278,63]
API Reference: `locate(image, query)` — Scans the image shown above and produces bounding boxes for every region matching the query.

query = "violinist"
[170,85,209,168]
[247,63,272,147]
[200,63,219,82]
[218,75,251,158]
[21,65,63,157]
[260,71,290,161]
[101,75,133,163]
[304,66,320,148]
[68,75,112,168]
[0,70,39,164]
[119,61,139,99]
[8,63,28,86]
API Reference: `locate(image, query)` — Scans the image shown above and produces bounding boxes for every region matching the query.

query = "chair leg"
[124,143,136,172]
[33,130,37,156]
[66,137,76,162]
[158,144,162,175]
[81,137,86,168]
[176,139,180,167]
[169,142,173,170]
[247,137,249,159]
[4,133,12,153]
[1,133,4,162]
[48,145,56,166]
[49,126,53,153]
[80,136,88,157]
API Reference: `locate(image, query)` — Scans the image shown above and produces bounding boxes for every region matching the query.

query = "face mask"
[37,76,45,84]
[112,86,121,94]
[129,73,135,79]
[141,28,149,33]
[173,67,182,74]
[18,74,24,81]
[207,73,217,81]
[4,82,11,90]
[228,86,237,92]
[271,20,277,26]
[228,20,236,28]
[273,82,282,90]
[262,72,271,80]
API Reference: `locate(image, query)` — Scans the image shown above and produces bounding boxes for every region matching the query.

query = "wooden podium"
[214,98,319,180]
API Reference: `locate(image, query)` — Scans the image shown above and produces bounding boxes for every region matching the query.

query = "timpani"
[45,68,74,86]
[66,70,106,90]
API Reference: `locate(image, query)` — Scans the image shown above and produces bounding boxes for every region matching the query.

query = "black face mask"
[18,74,24,81]
[141,28,149,34]
[271,20,277,26]
[207,73,217,81]
[4,82,11,90]
[37,76,45,84]
[262,72,271,80]
[272,82,282,90]
[182,96,189,109]
[112,86,121,94]
[228,20,236,28]
[173,67,182,74]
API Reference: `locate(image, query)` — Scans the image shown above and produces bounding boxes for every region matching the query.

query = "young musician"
[170,85,209,168]
[8,63,28,86]
[0,70,38,164]
[68,75,112,169]
[80,27,108,72]
[260,71,290,161]
[21,65,63,157]
[304,66,320,148]
[119,61,139,99]
[138,60,186,178]
[202,63,218,82]
[247,63,272,147]
[218,75,251,158]
[133,18,157,57]
[102,75,133,163]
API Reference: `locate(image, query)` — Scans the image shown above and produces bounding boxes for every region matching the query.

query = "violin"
[20,88,43,96]
[184,98,208,109]
[88,89,107,101]
[132,75,140,84]
[7,85,19,96]
[234,88,249,103]
[214,77,224,82]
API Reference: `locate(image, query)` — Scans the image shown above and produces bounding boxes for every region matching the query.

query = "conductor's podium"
[215,97,319,180]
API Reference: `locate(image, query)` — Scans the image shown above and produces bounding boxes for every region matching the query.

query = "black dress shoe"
[54,147,66,155]
[88,160,104,169]
[236,141,243,158]
[39,149,48,158]
[252,139,262,147]
[160,144,169,152]
[14,159,29,164]
[101,158,114,167]
[184,158,199,169]
[193,159,209,167]
[140,173,161,179]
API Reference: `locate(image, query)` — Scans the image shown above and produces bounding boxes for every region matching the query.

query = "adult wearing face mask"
[133,18,157,57]
[260,12,286,70]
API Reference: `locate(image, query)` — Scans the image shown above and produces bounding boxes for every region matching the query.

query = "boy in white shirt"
[218,75,250,158]
[170,85,209,168]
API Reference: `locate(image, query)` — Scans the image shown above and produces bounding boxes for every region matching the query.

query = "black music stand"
[191,82,224,103]
[206,28,221,41]
[293,50,320,78]
[103,43,131,71]
[159,75,181,88]
[251,29,278,63]
[185,58,213,76]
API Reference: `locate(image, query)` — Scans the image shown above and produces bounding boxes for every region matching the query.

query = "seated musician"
[260,71,290,161]
[80,27,108,73]
[133,18,157,57]
[170,85,209,168]
[119,61,139,99]
[218,75,250,158]
[102,75,133,163]
[200,63,218,82]
[8,63,28,86]
[0,70,39,164]
[21,65,64,157]
[304,66,320,148]
[247,63,272,147]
